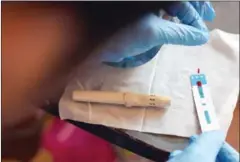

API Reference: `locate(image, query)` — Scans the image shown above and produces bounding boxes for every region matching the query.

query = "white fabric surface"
[59,29,239,137]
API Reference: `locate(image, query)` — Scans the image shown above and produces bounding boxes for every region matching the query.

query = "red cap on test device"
[197,81,202,87]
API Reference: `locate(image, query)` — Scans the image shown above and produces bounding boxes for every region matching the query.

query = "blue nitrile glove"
[189,1,215,21]
[217,141,239,162]
[168,131,225,162]
[100,1,215,68]
[168,130,239,162]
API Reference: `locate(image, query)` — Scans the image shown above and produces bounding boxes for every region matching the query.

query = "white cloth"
[59,29,239,137]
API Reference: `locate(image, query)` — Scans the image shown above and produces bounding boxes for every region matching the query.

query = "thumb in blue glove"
[168,131,225,162]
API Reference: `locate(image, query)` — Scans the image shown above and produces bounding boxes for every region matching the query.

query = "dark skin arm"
[2,2,90,127]
[2,2,89,160]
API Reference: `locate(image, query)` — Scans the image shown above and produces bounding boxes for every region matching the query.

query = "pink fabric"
[42,118,116,162]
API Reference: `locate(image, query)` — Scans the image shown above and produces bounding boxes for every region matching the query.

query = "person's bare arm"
[2,2,89,160]
[2,2,87,128]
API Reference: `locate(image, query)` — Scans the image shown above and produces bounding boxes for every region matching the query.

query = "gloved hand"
[217,141,239,162]
[189,1,215,21]
[98,1,215,67]
[168,131,239,162]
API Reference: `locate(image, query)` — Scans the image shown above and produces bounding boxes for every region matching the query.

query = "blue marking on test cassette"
[190,74,207,86]
[204,110,211,124]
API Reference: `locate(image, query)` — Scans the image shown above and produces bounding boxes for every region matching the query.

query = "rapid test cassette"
[190,72,220,132]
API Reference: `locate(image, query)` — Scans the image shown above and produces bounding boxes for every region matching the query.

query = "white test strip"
[190,74,220,132]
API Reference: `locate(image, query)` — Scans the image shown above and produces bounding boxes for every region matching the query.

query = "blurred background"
[206,2,239,33]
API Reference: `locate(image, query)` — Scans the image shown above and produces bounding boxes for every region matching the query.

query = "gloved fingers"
[184,131,225,160]
[169,150,183,159]
[151,16,209,46]
[190,1,215,21]
[100,13,209,62]
[103,45,160,68]
[217,142,240,162]
[166,1,208,32]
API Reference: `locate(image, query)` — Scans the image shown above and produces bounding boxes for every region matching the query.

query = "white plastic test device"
[190,72,220,132]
